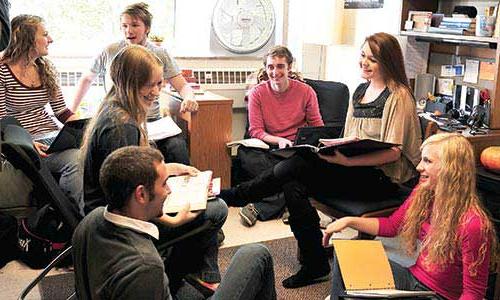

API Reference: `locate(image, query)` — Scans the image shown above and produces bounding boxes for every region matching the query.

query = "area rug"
[38,237,332,300]
[218,237,331,300]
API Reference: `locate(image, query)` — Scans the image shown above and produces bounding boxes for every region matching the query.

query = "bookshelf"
[400,0,500,130]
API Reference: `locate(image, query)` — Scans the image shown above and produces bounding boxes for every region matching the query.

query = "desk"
[174,92,233,188]
[460,129,500,163]
[431,126,500,163]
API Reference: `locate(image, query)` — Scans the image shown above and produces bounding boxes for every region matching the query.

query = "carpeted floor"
[37,237,331,300]
[219,237,331,300]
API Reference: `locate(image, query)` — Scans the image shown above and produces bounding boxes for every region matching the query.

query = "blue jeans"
[156,198,228,290]
[175,243,277,300]
[212,243,276,300]
[330,248,443,300]
[155,134,190,165]
[43,148,84,216]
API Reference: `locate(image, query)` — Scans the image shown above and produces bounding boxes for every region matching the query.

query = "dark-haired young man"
[73,146,277,299]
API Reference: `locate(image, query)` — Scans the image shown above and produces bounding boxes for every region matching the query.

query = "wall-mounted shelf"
[400,0,500,130]
[400,30,498,48]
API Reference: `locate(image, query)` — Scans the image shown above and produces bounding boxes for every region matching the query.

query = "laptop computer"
[33,118,89,154]
[293,126,343,146]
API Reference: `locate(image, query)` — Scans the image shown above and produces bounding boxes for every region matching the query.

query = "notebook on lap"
[33,118,89,154]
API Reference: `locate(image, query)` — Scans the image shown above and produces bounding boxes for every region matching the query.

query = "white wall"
[287,0,344,78]
[174,0,284,57]
[324,1,403,95]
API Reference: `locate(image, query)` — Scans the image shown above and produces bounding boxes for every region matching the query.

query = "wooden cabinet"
[400,0,500,130]
[175,92,233,188]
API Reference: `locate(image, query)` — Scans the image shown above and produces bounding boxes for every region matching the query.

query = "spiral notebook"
[333,240,436,298]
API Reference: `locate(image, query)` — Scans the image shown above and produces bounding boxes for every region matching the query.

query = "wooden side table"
[173,92,233,188]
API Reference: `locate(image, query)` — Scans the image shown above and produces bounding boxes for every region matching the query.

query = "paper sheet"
[146,116,182,141]
[464,59,480,84]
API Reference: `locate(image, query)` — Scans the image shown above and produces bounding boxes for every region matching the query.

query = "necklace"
[20,65,39,88]
[11,62,39,88]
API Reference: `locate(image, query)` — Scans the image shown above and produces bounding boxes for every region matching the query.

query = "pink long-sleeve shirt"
[377,191,491,300]
[247,79,324,142]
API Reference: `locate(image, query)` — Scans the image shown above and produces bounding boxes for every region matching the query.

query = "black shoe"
[282,266,330,289]
[217,229,225,246]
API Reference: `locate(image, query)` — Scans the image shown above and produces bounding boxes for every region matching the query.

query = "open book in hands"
[163,170,214,213]
[271,136,399,159]
[226,138,270,150]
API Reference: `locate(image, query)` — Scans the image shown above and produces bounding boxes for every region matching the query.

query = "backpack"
[0,212,19,268]
[17,204,73,269]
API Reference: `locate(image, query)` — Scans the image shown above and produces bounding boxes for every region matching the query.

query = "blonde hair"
[1,15,59,100]
[400,133,497,275]
[80,45,163,163]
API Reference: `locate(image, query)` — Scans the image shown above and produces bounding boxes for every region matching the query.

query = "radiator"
[58,68,257,109]
[192,68,257,108]
[58,71,105,87]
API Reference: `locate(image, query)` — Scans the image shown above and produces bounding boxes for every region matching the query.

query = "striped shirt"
[0,63,72,136]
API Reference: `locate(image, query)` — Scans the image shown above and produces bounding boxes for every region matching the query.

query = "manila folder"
[333,240,395,290]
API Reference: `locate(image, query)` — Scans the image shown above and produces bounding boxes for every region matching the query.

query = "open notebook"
[333,240,436,298]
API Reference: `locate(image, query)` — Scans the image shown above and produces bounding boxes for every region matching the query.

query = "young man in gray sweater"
[72,146,277,299]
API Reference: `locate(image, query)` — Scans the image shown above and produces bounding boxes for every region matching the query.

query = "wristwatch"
[211,0,276,54]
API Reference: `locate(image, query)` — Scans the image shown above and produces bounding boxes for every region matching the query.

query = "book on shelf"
[334,240,436,299]
[146,116,182,141]
[428,27,465,35]
[226,138,270,150]
[271,137,398,159]
[408,11,432,32]
[163,170,213,213]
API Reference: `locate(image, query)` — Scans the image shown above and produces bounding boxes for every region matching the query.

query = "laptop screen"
[293,126,343,146]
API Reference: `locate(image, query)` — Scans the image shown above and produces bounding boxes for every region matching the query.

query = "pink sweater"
[247,79,324,142]
[378,191,491,300]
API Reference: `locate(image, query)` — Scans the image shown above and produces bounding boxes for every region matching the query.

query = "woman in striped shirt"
[0,15,83,215]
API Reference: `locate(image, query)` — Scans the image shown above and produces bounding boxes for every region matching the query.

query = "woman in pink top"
[324,133,497,300]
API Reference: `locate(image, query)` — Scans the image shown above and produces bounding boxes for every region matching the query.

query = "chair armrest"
[18,246,74,300]
[156,219,212,253]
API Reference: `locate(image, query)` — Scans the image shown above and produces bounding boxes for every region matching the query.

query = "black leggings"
[273,152,399,202]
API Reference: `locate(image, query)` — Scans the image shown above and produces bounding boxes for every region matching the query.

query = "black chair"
[1,121,81,231]
[304,78,349,129]
[300,79,409,237]
[17,219,212,299]
[311,185,413,239]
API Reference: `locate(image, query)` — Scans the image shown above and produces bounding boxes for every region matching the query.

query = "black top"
[0,0,10,51]
[83,107,141,214]
[352,82,391,119]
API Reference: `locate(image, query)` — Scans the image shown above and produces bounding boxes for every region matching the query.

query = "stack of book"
[429,15,475,35]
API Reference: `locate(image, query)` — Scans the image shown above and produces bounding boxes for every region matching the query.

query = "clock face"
[212,0,276,54]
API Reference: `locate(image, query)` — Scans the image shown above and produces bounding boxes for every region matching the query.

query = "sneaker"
[282,266,330,289]
[239,204,259,227]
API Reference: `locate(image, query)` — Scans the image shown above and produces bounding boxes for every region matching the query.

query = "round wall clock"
[211,0,276,54]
